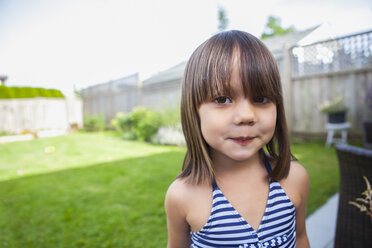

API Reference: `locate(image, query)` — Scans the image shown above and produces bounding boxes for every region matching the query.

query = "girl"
[165,30,309,248]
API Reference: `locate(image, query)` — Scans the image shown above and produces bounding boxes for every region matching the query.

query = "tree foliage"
[261,15,295,39]
[217,6,229,32]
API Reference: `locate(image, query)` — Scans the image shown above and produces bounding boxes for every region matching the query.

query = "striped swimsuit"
[190,157,296,248]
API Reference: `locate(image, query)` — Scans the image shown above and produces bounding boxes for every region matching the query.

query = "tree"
[260,15,295,39]
[0,75,8,86]
[217,6,229,32]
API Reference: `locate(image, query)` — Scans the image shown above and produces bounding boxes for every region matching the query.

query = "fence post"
[109,82,114,123]
[283,43,293,133]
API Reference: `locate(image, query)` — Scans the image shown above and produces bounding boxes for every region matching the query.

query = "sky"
[0,0,371,96]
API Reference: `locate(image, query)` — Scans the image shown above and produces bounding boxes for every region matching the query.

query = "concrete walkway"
[306,193,339,248]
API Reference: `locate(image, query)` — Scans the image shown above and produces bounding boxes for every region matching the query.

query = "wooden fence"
[83,30,372,135]
[285,30,372,134]
[82,73,140,124]
[0,97,83,134]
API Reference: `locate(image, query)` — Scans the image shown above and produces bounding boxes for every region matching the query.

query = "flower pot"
[363,120,372,149]
[328,112,346,123]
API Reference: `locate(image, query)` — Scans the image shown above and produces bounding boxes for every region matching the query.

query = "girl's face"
[198,55,277,164]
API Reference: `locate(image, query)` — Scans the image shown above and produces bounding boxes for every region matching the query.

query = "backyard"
[0,132,340,247]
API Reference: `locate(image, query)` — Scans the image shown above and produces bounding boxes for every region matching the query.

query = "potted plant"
[363,85,372,149]
[319,95,348,123]
[349,176,372,222]
[70,123,79,132]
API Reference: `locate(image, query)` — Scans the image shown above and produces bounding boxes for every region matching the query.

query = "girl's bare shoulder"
[279,161,309,208]
[165,177,211,211]
[166,177,213,232]
[287,161,309,185]
[166,178,193,204]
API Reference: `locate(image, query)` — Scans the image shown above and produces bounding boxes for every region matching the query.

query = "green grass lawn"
[0,132,340,247]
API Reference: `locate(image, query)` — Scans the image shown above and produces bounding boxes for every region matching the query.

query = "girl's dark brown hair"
[179,30,295,185]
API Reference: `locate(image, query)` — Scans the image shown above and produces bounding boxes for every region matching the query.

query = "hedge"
[0,86,64,99]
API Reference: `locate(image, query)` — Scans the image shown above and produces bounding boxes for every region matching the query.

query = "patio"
[307,193,338,247]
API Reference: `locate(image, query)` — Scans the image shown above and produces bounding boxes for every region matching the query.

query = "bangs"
[188,31,282,105]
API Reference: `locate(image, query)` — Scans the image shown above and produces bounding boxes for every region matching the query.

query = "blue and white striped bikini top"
[190,157,296,248]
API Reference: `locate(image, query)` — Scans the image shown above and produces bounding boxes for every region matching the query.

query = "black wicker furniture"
[334,144,372,248]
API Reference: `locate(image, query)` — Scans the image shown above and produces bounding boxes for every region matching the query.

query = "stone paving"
[306,193,339,248]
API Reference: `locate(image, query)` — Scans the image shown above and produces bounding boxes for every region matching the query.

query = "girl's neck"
[211,150,264,179]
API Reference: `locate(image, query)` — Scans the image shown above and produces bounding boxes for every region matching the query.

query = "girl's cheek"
[260,107,277,133]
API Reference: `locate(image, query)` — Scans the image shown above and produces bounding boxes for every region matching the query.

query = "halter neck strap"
[264,155,272,174]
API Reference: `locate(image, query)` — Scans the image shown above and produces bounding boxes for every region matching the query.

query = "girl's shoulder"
[165,178,193,206]
[165,177,214,234]
[278,161,309,209]
[165,177,212,209]
[269,157,308,187]
[165,177,213,220]
[287,161,309,184]
[167,177,203,196]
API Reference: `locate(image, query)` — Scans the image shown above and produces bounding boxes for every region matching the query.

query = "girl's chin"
[223,151,261,163]
[209,146,262,162]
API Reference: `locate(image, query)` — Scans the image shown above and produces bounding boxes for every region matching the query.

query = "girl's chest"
[220,182,270,231]
[187,180,270,233]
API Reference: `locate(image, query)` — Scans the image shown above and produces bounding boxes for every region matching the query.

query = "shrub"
[152,124,186,146]
[0,86,64,99]
[130,107,161,141]
[36,88,49,97]
[29,87,40,97]
[111,112,137,140]
[111,107,178,142]
[158,106,180,128]
[111,112,131,133]
[48,89,64,98]
[0,86,14,98]
[83,113,106,132]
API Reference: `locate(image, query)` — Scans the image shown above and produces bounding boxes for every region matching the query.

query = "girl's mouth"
[230,136,255,145]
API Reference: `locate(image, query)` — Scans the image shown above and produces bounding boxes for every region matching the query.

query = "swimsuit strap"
[212,178,218,191]
[263,155,272,174]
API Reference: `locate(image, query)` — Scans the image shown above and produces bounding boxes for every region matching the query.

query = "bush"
[158,106,180,128]
[130,107,161,141]
[36,88,49,97]
[17,87,33,98]
[111,107,162,142]
[111,112,131,133]
[0,86,14,98]
[111,112,137,140]
[152,124,185,146]
[83,113,106,132]
[48,89,64,97]
[0,86,64,99]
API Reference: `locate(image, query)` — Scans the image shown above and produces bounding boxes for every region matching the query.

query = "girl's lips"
[230,136,255,145]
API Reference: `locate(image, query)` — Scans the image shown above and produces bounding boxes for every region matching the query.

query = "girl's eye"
[253,96,269,104]
[214,96,232,104]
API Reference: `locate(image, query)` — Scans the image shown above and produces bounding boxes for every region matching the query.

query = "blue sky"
[0,0,371,96]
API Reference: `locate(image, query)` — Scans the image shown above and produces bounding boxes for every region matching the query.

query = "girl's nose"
[232,99,256,125]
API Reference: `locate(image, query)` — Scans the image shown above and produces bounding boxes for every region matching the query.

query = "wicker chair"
[334,144,372,248]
